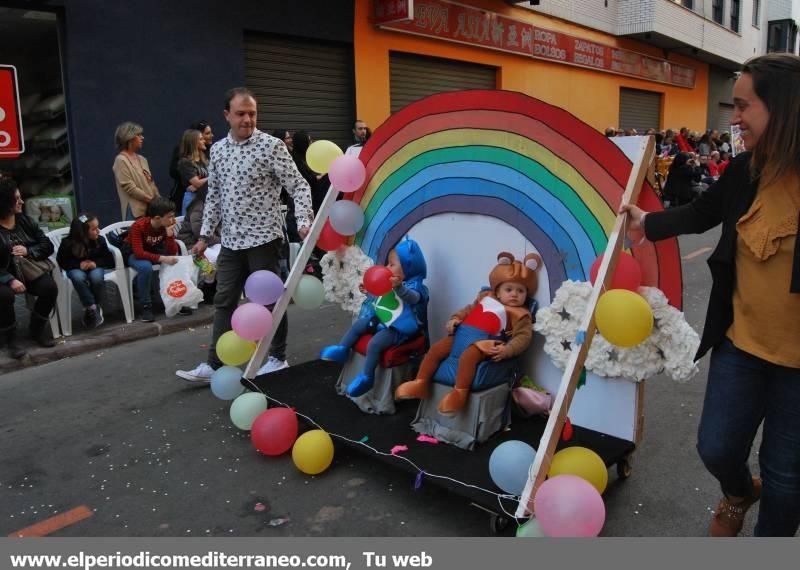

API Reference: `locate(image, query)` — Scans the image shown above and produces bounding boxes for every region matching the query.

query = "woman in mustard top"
[623,54,800,537]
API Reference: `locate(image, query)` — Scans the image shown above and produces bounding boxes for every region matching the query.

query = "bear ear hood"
[488,251,542,296]
[393,237,427,281]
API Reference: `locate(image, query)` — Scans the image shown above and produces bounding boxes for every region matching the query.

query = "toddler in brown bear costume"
[395,252,541,416]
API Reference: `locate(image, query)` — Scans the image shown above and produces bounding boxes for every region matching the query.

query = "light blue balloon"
[328,200,365,236]
[489,440,537,496]
[210,366,245,400]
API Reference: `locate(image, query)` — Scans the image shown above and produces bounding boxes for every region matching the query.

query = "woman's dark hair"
[146,197,176,218]
[291,130,311,161]
[271,129,289,140]
[67,212,98,258]
[190,120,209,132]
[0,177,19,218]
[740,53,800,187]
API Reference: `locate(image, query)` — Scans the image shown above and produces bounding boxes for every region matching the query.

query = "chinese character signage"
[378,0,696,89]
[374,0,414,25]
[0,65,24,157]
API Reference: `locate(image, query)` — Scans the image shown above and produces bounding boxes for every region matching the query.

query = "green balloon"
[293,275,325,309]
[516,518,546,538]
[230,392,268,430]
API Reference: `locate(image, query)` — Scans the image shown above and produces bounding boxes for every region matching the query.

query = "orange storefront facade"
[354,0,709,133]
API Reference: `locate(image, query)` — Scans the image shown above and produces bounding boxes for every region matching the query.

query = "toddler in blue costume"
[320,238,428,398]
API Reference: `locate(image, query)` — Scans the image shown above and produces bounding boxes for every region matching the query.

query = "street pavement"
[0,227,772,537]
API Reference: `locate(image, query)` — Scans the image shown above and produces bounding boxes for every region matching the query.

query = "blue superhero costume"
[321,238,428,397]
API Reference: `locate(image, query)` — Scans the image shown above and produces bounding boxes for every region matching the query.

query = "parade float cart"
[243,91,682,533]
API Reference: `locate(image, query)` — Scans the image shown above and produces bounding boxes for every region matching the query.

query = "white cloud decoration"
[320,245,374,316]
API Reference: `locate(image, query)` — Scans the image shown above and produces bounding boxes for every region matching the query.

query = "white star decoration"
[534,280,700,382]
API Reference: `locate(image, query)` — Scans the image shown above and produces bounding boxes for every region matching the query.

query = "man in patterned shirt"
[176,87,313,383]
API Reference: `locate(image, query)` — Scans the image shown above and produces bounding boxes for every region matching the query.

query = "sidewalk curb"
[0,311,214,375]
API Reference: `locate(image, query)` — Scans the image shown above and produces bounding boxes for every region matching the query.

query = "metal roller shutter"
[619,88,662,134]
[390,52,497,113]
[244,33,354,151]
[717,103,734,133]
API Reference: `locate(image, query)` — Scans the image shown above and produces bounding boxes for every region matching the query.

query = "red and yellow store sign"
[376,0,695,88]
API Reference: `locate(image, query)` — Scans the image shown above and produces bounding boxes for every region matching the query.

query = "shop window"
[712,0,724,25]
[730,0,741,33]
[767,20,798,53]
[0,8,74,231]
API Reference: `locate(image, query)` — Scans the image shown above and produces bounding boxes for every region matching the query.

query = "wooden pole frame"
[514,136,656,518]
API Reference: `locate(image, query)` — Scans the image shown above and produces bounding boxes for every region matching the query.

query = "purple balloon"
[244,270,284,305]
[231,303,274,341]
[533,475,606,537]
[328,155,366,194]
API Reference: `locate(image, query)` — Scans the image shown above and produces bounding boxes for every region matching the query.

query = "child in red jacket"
[125,197,180,322]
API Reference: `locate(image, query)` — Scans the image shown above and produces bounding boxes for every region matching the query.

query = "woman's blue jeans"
[697,337,800,536]
[127,255,154,305]
[66,268,107,307]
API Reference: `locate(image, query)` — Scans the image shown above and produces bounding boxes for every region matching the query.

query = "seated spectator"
[604,127,616,137]
[708,151,721,177]
[125,197,181,323]
[0,177,58,357]
[662,152,704,207]
[57,213,115,328]
[717,151,731,175]
[718,132,732,154]
[177,129,209,216]
[661,135,679,156]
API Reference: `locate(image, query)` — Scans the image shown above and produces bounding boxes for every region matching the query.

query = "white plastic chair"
[96,221,136,325]
[101,220,190,315]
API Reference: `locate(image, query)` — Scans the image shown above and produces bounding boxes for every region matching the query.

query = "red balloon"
[589,252,642,291]
[363,265,394,296]
[317,221,347,252]
[250,407,298,456]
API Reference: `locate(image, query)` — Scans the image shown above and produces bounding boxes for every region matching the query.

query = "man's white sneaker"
[176,362,215,383]
[257,357,290,376]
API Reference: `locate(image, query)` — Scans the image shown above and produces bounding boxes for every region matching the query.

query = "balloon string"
[240,377,523,522]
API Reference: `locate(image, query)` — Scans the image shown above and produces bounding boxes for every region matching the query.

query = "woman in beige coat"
[112,122,159,220]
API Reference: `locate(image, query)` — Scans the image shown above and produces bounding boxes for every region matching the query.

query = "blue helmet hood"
[392,238,427,281]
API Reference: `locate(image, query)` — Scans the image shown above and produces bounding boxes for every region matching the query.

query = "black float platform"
[249,360,635,520]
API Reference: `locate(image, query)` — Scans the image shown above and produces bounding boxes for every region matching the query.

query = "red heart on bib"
[463,303,502,335]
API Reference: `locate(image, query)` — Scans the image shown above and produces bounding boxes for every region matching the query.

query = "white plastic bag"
[159,256,204,317]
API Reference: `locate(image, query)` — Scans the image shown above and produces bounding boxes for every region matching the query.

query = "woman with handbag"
[0,177,58,358]
[112,121,160,220]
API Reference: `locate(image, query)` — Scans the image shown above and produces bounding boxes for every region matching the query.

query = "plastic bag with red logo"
[159,256,204,317]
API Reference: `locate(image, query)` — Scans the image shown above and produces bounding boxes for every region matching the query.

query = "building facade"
[765,0,800,54]
[0,0,355,226]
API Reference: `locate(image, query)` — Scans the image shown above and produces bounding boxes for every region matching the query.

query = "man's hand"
[298,226,310,240]
[9,279,26,294]
[79,260,97,271]
[192,239,207,256]
[446,318,462,334]
[11,245,27,257]
[618,204,648,245]
[159,256,179,265]
[488,342,512,362]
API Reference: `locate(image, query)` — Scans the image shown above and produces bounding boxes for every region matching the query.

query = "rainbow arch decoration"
[350,90,682,309]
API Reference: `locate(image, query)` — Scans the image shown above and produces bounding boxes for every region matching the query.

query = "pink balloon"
[231,303,274,341]
[328,155,366,193]
[533,474,606,537]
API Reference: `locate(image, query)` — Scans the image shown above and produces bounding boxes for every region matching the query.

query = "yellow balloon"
[595,289,653,348]
[306,140,343,174]
[548,447,608,494]
[216,331,257,366]
[292,430,334,475]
